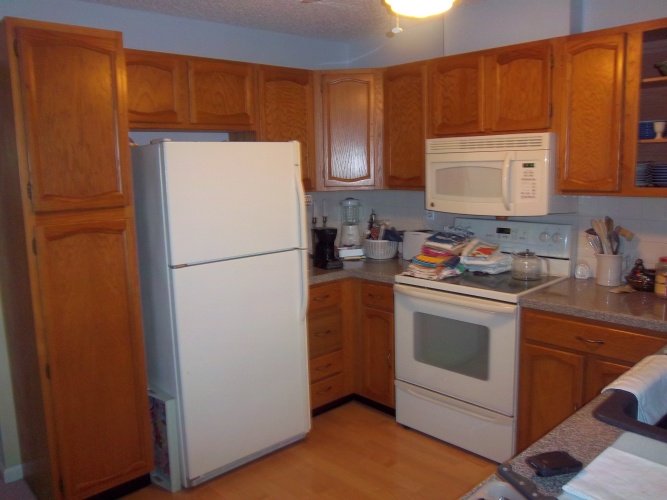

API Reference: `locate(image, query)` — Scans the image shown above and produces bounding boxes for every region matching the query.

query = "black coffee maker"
[312,227,343,269]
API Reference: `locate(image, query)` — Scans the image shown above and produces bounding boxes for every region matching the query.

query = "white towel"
[561,444,667,500]
[602,354,667,424]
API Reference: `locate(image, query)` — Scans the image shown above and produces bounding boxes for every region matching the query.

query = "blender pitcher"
[340,198,362,247]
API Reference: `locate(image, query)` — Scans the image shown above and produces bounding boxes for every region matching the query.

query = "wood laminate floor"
[124,401,495,499]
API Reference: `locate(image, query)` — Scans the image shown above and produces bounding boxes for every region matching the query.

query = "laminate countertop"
[308,257,408,286]
[519,277,667,335]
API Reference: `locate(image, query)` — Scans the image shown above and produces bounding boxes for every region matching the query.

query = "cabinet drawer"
[361,282,394,311]
[522,309,665,364]
[309,282,342,312]
[310,373,345,409]
[308,310,342,358]
[309,350,343,383]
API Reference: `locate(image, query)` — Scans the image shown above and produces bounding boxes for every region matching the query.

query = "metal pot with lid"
[511,249,546,281]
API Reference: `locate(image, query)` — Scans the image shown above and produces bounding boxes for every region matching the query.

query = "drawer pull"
[576,336,605,345]
[315,363,333,371]
[314,329,333,337]
[317,385,333,394]
[312,294,330,302]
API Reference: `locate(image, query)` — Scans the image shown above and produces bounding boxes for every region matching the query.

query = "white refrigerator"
[131,140,311,488]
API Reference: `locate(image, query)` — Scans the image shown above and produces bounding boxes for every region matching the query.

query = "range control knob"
[538,231,551,242]
[551,232,564,244]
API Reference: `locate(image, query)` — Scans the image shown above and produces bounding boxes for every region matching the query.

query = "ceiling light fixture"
[385,0,455,18]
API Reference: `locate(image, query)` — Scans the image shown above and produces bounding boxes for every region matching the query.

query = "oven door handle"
[394,283,516,314]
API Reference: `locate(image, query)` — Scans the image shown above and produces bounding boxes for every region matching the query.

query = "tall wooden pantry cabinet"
[0,18,153,499]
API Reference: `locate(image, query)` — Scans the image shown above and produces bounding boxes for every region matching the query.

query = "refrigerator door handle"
[292,141,308,250]
[292,141,309,321]
[299,249,309,322]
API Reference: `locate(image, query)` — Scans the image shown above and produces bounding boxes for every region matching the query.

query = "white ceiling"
[79,0,454,41]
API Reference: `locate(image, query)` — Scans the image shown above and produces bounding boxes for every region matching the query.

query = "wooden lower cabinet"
[358,282,395,407]
[517,308,665,452]
[307,279,395,411]
[308,281,347,409]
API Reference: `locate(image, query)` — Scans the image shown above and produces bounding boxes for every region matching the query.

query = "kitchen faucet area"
[2,1,667,499]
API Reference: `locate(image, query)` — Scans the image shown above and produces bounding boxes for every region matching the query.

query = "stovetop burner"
[443,270,564,294]
[395,271,566,303]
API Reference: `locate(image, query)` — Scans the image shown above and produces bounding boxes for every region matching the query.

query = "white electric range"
[394,217,573,462]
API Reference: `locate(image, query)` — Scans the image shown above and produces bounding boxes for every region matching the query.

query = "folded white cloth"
[603,354,667,424]
[561,444,667,500]
[461,252,512,274]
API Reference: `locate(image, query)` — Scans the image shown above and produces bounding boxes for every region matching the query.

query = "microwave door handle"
[501,152,511,211]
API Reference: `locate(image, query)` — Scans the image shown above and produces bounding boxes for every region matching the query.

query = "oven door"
[394,283,518,416]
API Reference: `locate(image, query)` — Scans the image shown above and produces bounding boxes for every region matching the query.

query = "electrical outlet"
[304,194,313,206]
[426,210,435,221]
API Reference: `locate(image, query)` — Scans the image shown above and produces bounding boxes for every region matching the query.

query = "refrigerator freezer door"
[161,141,305,266]
[170,249,310,483]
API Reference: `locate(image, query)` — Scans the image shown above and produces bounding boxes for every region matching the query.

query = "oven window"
[414,312,489,380]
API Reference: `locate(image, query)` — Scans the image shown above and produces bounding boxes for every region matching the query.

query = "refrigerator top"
[133,141,307,267]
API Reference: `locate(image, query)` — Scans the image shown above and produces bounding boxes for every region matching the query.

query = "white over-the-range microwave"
[425,132,575,216]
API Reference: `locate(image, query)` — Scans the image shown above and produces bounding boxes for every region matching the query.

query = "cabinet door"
[429,53,484,136]
[35,218,152,498]
[517,343,584,452]
[125,49,188,127]
[384,62,426,189]
[15,26,131,213]
[557,33,625,193]
[584,358,632,403]
[258,65,316,191]
[189,59,256,129]
[486,41,552,132]
[319,71,382,188]
[359,306,395,408]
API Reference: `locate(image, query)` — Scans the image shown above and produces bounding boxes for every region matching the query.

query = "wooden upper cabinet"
[485,41,552,132]
[125,49,188,126]
[15,26,130,213]
[257,65,315,191]
[317,71,383,189]
[429,41,552,137]
[429,53,484,135]
[35,218,152,498]
[189,58,256,129]
[556,33,626,193]
[125,49,257,131]
[384,61,427,189]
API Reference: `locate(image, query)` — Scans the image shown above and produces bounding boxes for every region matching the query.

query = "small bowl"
[363,239,398,260]
[655,61,667,76]
[625,269,656,292]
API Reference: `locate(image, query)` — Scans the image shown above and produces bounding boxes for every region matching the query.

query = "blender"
[338,198,364,258]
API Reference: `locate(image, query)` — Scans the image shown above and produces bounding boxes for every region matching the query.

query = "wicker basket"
[363,239,398,260]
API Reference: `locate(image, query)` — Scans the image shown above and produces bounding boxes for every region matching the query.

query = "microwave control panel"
[518,162,538,200]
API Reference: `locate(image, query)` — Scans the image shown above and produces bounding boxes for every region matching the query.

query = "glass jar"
[655,257,667,299]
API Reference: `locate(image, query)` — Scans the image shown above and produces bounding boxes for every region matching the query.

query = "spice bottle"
[655,257,667,298]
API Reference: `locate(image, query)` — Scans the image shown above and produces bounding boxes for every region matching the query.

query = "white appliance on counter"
[132,140,310,487]
[394,218,573,462]
[425,132,575,216]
